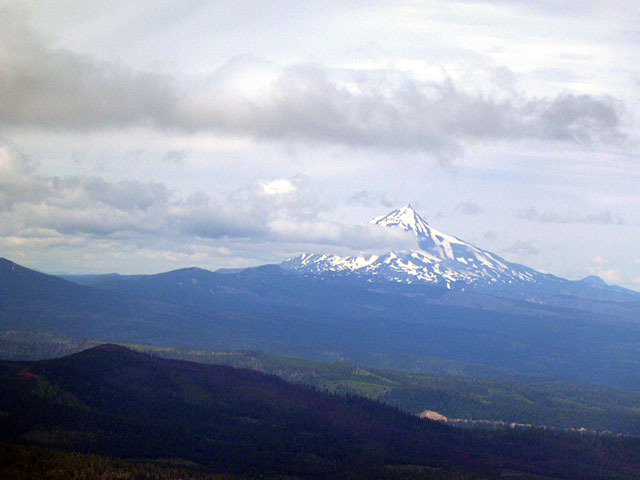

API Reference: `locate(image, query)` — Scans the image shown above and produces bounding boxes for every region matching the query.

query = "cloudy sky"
[1,1,639,288]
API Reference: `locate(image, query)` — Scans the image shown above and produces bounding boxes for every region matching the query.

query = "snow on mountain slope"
[282,205,541,289]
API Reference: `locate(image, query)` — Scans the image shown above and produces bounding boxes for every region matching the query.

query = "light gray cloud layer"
[518,207,625,225]
[455,201,483,215]
[0,8,626,158]
[348,190,398,208]
[0,143,415,257]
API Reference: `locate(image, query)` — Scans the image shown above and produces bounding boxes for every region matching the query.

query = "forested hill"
[2,345,640,479]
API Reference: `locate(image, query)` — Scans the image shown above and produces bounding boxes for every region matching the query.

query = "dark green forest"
[2,345,640,479]
[5,333,640,437]
[0,443,248,480]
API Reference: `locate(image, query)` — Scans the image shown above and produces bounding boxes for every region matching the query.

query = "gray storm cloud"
[0,8,626,156]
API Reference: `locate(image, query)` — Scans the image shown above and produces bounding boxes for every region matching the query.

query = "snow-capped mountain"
[282,205,542,289]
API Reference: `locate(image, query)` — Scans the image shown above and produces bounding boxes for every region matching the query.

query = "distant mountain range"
[3,254,640,389]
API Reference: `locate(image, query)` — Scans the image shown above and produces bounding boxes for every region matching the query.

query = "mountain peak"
[284,204,543,288]
[578,275,607,288]
[283,205,637,294]
[370,204,431,237]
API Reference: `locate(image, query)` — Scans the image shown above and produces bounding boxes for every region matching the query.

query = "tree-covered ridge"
[2,345,640,479]
[4,334,640,437]
[126,345,640,436]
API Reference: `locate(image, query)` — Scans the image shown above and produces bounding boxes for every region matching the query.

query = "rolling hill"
[2,345,640,479]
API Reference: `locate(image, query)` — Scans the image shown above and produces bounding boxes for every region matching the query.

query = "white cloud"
[600,269,622,284]
[260,179,297,195]
[586,265,623,284]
